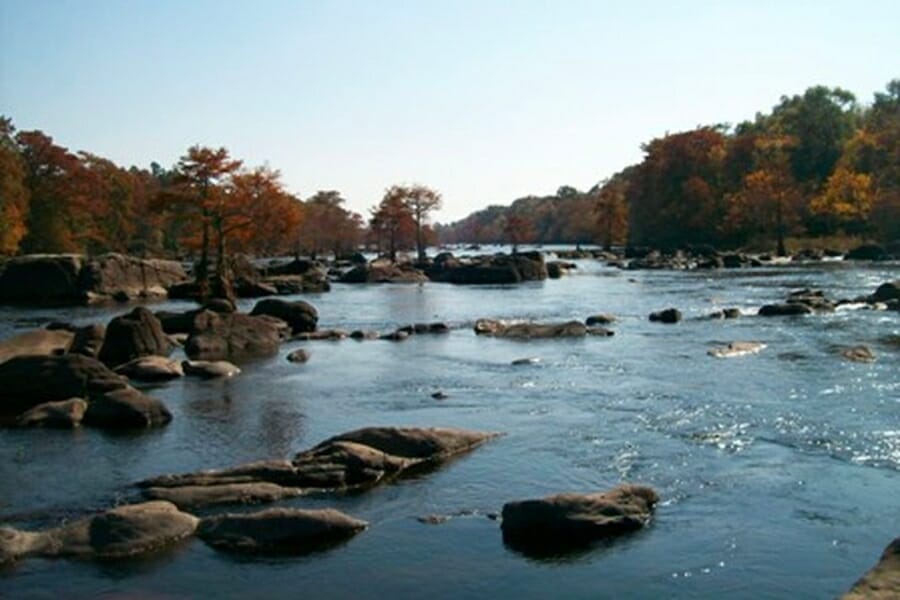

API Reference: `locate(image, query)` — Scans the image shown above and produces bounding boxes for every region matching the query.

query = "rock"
[871,281,900,303]
[340,262,429,284]
[708,342,766,358]
[249,298,318,335]
[138,427,499,504]
[0,254,85,305]
[380,330,410,341]
[512,357,541,365]
[585,314,615,326]
[115,356,184,381]
[648,308,682,323]
[98,307,172,367]
[427,252,547,284]
[546,262,564,278]
[82,386,172,429]
[0,501,198,563]
[723,308,741,319]
[840,345,876,363]
[155,309,200,334]
[349,330,380,340]
[182,360,241,379]
[842,537,900,599]
[80,254,188,301]
[758,303,813,317]
[16,398,88,428]
[144,482,303,509]
[197,508,367,554]
[501,484,659,549]
[787,289,836,312]
[474,319,592,338]
[431,391,448,400]
[184,311,282,361]
[845,244,887,261]
[204,298,236,313]
[264,274,331,294]
[292,329,348,341]
[287,349,311,363]
[69,324,106,358]
[0,354,127,417]
[0,329,74,364]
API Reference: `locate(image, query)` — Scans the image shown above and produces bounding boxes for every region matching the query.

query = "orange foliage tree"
[370,190,416,261]
[0,118,29,255]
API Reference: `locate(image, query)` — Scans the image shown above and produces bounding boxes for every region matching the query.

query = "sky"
[1,1,898,222]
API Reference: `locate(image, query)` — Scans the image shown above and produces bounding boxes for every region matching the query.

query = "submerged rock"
[0,329,74,364]
[840,345,876,363]
[758,303,813,317]
[708,342,766,358]
[138,427,499,507]
[648,308,682,323]
[286,349,311,363]
[0,501,198,563]
[501,484,659,549]
[842,537,900,599]
[198,508,367,554]
[585,314,616,326]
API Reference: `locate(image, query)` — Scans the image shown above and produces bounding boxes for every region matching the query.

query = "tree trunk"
[776,197,787,257]
[197,208,211,301]
[415,213,425,262]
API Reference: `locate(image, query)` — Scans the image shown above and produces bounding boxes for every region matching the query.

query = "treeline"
[439,79,900,253]
[0,118,445,263]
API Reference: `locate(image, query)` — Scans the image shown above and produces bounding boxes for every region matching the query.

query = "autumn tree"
[0,118,29,255]
[370,190,416,261]
[297,191,363,258]
[503,214,535,253]
[379,184,442,261]
[162,146,242,299]
[593,175,629,251]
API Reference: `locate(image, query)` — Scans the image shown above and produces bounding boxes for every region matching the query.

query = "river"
[1,251,898,599]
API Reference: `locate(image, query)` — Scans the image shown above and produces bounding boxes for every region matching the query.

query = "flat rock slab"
[0,501,198,563]
[0,329,74,364]
[843,537,900,599]
[198,508,367,554]
[501,484,659,548]
[115,356,184,381]
[840,345,876,363]
[144,482,304,509]
[139,427,499,506]
[708,342,766,358]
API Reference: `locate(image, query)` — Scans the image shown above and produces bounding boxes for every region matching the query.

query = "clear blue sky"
[1,0,898,221]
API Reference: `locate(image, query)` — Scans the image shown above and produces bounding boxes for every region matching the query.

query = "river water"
[1,252,898,599]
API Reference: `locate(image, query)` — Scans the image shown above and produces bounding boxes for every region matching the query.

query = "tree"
[593,176,629,251]
[0,118,29,255]
[370,190,415,261]
[502,214,535,253]
[810,167,873,234]
[296,191,363,258]
[381,184,441,261]
[163,146,242,299]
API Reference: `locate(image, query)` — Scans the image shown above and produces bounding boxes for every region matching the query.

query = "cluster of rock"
[168,256,331,300]
[474,319,613,339]
[0,253,188,305]
[338,252,550,286]
[759,283,900,316]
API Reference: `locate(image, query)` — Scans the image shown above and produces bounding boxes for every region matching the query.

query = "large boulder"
[250,299,318,335]
[184,311,282,361]
[69,324,106,358]
[98,307,172,367]
[82,386,172,429]
[842,537,900,599]
[427,252,548,284]
[78,253,188,302]
[501,484,659,549]
[197,508,367,554]
[0,329,74,364]
[139,427,498,507]
[0,501,198,564]
[649,308,682,323]
[474,319,611,338]
[0,254,85,305]
[0,354,126,417]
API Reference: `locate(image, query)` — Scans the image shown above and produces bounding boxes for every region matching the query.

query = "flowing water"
[1,252,898,599]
